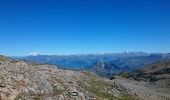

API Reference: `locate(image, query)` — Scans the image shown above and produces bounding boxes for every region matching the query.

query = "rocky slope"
[113,61,170,100]
[113,76,170,100]
[0,56,134,100]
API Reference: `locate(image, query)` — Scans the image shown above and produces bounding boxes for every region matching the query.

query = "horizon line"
[8,51,170,57]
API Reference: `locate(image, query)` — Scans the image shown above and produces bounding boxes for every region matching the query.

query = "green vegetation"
[82,71,96,78]
[53,84,66,95]
[87,79,135,100]
[120,73,134,78]
[118,94,135,100]
[15,94,24,100]
[53,78,69,95]
[32,94,44,100]
[87,79,116,100]
[15,94,45,100]
[77,73,136,100]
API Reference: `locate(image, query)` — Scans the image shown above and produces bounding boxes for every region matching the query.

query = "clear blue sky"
[0,0,170,56]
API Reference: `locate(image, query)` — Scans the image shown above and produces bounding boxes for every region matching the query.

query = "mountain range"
[15,52,170,77]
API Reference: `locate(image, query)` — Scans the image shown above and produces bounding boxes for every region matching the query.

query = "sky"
[0,0,170,56]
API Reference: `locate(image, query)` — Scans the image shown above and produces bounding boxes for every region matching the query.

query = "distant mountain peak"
[28,52,38,56]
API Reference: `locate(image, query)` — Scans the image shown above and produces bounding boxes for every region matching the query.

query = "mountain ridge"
[14,53,170,78]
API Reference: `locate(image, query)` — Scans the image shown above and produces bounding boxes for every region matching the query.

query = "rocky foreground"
[0,56,134,100]
[0,56,169,100]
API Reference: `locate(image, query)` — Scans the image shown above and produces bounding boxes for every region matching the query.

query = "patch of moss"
[32,94,44,100]
[15,94,46,100]
[87,79,116,100]
[118,94,135,100]
[53,85,65,95]
[77,77,136,100]
[15,94,22,100]
[120,73,134,78]
[52,78,69,96]
[82,71,95,77]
